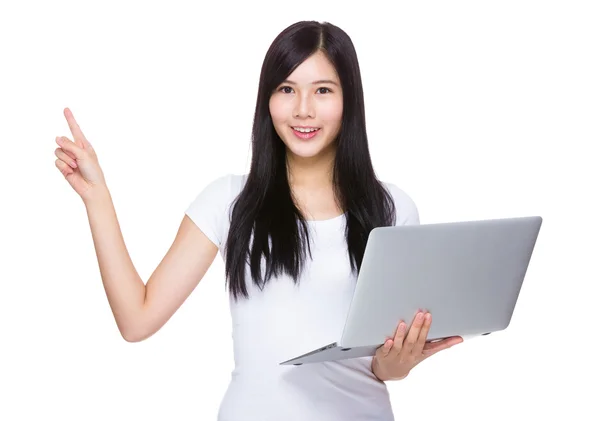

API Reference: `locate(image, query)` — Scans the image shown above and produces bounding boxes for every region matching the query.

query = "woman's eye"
[277,86,331,94]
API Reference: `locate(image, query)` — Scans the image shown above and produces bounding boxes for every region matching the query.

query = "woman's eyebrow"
[281,79,339,86]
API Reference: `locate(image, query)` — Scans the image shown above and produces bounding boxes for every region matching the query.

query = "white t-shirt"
[185,173,420,421]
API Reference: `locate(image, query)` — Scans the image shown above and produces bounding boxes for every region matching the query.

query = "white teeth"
[293,127,319,133]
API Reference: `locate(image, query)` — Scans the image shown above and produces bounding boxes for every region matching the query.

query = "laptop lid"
[338,216,543,349]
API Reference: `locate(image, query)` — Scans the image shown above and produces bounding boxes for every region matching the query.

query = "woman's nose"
[293,94,315,119]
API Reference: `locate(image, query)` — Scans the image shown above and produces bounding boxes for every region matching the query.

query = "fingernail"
[70,161,77,168]
[56,136,62,143]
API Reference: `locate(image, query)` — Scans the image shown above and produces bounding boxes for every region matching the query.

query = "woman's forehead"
[284,52,340,85]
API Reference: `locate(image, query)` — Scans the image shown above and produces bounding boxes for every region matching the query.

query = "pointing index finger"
[63,107,89,148]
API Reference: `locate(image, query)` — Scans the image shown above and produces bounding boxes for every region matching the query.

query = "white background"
[1,0,598,419]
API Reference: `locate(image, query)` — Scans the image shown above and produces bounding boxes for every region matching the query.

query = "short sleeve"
[383,182,420,226]
[185,174,236,247]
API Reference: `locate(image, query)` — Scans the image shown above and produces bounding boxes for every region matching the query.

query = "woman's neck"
[285,149,342,220]
[286,150,335,190]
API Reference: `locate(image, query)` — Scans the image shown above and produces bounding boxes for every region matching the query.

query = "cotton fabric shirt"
[185,173,420,421]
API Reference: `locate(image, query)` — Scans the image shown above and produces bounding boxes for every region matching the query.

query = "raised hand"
[54,108,107,201]
[371,311,463,381]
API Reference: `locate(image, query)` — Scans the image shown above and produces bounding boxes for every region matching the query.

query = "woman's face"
[269,51,343,162]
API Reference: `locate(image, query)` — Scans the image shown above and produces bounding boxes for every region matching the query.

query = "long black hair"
[224,21,396,301]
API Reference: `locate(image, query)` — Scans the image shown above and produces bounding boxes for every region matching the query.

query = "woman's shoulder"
[186,173,248,216]
[206,172,248,187]
[194,173,248,198]
[380,180,420,226]
[184,173,249,247]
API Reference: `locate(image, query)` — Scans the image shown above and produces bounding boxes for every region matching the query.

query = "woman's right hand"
[54,107,108,202]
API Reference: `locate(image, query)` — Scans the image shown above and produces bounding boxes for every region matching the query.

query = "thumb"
[378,339,394,358]
[73,133,84,149]
[56,136,85,161]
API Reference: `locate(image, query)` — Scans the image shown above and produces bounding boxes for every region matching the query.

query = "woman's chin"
[284,140,335,161]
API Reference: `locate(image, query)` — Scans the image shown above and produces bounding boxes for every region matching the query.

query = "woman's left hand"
[371,311,464,381]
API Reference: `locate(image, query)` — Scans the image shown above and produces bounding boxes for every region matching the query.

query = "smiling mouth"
[291,126,321,140]
[291,126,320,133]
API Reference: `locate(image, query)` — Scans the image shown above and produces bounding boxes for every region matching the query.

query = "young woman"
[54,20,462,421]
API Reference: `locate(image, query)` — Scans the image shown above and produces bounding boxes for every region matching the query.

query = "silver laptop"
[279,216,543,365]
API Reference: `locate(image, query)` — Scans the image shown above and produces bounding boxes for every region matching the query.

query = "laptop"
[279,216,543,365]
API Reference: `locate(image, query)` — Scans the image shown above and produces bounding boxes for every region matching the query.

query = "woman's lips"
[291,127,321,140]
